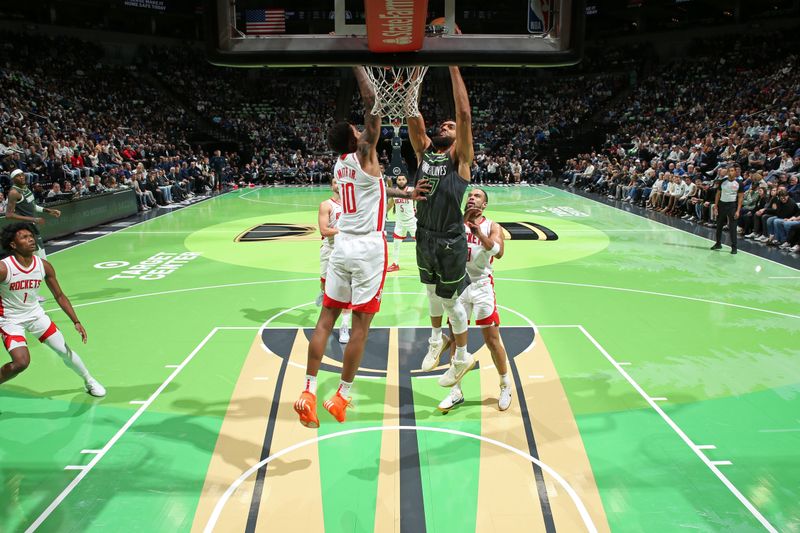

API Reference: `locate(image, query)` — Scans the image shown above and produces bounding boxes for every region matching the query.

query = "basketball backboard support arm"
[205,0,585,68]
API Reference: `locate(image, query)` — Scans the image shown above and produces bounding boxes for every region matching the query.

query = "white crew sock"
[337,379,352,397]
[304,374,317,395]
[341,310,351,328]
[499,373,511,388]
[431,327,442,342]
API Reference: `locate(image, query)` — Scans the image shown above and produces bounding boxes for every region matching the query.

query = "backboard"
[205,0,585,68]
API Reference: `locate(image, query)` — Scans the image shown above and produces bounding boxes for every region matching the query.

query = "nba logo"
[528,0,550,33]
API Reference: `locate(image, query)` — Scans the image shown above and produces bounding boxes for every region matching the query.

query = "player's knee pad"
[441,297,468,335]
[426,284,444,317]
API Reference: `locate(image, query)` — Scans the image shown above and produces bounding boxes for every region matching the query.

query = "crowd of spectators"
[563,32,800,254]
[0,31,215,212]
[3,27,800,260]
[144,45,336,184]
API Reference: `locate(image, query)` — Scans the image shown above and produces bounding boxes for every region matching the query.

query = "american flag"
[245,9,286,34]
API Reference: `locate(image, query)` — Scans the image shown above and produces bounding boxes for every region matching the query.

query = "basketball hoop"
[364,66,429,122]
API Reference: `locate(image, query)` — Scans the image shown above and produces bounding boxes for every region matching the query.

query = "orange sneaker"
[294,391,319,428]
[323,392,352,423]
[386,263,400,272]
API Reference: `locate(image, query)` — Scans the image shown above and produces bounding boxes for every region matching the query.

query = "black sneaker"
[710,243,722,250]
[731,248,737,254]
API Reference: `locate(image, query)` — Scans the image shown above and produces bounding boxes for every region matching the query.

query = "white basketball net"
[364,66,429,122]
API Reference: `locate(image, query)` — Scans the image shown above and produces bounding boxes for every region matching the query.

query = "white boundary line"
[537,324,778,532]
[203,425,597,533]
[551,185,799,274]
[25,328,222,533]
[41,276,799,322]
[256,297,538,374]
[494,278,800,321]
[43,278,319,314]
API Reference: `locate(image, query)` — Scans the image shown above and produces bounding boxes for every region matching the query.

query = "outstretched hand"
[412,178,431,201]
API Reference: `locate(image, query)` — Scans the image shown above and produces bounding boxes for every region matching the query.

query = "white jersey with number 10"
[333,153,386,235]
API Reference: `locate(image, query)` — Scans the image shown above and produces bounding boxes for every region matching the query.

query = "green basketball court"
[1,185,797,532]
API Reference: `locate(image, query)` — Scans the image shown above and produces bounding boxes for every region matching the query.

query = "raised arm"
[405,70,432,164]
[352,66,381,174]
[449,66,474,178]
[407,114,431,165]
[466,219,505,259]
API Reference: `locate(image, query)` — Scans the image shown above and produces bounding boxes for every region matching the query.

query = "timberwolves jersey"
[415,147,468,235]
[12,185,44,245]
[12,186,37,219]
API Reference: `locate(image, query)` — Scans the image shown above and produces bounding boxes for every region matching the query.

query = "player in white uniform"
[438,188,512,412]
[316,177,352,344]
[295,67,428,428]
[0,223,105,396]
[387,174,417,272]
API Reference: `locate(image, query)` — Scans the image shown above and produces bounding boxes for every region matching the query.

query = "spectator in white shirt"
[647,174,665,208]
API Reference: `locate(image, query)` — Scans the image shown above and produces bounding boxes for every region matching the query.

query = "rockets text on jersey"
[393,186,416,224]
[464,217,495,282]
[333,153,386,235]
[0,255,46,320]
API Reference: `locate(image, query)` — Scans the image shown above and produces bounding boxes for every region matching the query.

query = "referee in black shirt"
[711,165,744,254]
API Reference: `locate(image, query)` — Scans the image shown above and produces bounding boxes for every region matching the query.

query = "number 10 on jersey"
[342,182,357,214]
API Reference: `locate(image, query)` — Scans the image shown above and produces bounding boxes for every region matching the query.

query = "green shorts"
[416,229,470,299]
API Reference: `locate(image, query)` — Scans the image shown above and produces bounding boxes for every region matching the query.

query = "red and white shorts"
[459,277,500,327]
[324,231,387,313]
[0,311,59,352]
[393,219,417,240]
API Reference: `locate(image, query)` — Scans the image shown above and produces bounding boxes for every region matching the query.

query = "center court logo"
[498,222,559,241]
[96,252,201,280]
[236,224,316,242]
